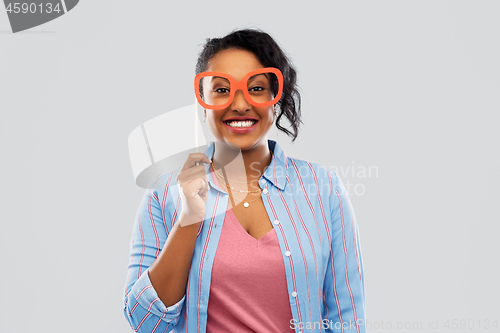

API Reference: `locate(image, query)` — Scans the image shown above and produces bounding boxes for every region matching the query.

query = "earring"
[204,109,207,122]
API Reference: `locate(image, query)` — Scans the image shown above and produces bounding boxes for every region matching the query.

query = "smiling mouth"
[224,119,258,128]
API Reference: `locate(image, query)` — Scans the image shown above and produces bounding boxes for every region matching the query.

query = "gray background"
[1,1,499,332]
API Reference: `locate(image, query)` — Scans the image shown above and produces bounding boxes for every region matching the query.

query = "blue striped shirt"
[124,139,366,333]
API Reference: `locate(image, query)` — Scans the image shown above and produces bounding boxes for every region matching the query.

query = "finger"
[200,173,209,197]
[199,179,207,198]
[180,153,212,173]
[204,173,209,194]
[176,165,208,184]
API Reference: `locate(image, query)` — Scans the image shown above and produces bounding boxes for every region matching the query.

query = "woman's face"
[202,48,275,152]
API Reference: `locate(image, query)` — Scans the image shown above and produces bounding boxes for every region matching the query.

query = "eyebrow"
[210,76,230,82]
[206,73,269,84]
[248,73,269,81]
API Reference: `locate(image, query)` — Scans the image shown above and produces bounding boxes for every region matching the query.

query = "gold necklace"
[226,186,263,208]
[213,170,262,207]
[216,176,262,193]
[210,151,273,207]
[238,193,262,208]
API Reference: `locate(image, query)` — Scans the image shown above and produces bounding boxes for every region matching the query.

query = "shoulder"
[286,156,338,184]
[285,156,340,195]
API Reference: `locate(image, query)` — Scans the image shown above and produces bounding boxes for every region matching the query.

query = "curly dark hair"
[195,28,302,142]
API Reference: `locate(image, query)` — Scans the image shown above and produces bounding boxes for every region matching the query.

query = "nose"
[231,89,251,112]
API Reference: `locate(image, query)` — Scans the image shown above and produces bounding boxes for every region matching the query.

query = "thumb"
[200,178,209,197]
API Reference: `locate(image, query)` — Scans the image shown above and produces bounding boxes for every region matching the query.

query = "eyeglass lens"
[201,72,278,107]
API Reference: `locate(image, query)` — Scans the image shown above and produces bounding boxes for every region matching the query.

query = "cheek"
[206,110,225,132]
[206,110,222,122]
[263,108,275,124]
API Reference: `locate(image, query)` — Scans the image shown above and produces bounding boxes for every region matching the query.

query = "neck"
[211,140,272,184]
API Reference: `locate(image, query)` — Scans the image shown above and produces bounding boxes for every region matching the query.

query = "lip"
[223,116,259,122]
[223,118,259,134]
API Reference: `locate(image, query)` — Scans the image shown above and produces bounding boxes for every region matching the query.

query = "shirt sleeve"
[323,170,366,333]
[123,185,185,332]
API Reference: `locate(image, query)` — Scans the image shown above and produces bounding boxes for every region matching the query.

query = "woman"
[124,28,366,333]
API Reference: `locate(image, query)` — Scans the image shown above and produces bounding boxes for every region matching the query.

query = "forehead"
[206,49,265,81]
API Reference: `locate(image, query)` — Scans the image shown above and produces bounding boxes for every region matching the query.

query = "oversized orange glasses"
[194,67,283,110]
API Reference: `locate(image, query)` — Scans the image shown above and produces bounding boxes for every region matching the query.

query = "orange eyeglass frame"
[194,67,284,110]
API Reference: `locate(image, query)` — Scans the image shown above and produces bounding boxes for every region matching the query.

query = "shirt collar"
[202,139,288,191]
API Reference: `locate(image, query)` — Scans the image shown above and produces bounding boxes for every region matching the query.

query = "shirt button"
[260,179,266,184]
[273,220,280,225]
[291,291,297,297]
[285,251,291,257]
[263,188,268,194]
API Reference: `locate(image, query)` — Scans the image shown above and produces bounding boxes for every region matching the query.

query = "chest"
[230,199,273,240]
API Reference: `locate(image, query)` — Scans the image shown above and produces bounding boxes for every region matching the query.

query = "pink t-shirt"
[206,202,295,332]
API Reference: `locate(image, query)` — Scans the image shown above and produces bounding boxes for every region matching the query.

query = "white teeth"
[226,120,256,128]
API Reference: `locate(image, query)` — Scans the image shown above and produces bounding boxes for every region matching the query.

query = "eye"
[214,87,230,93]
[249,86,265,92]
